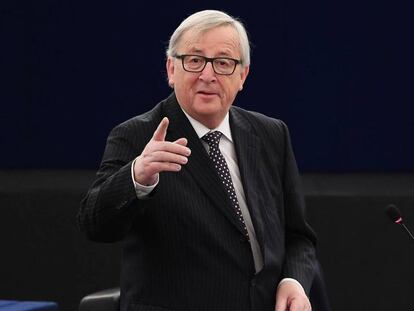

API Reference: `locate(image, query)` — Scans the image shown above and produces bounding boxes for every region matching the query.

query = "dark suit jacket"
[78,93,317,311]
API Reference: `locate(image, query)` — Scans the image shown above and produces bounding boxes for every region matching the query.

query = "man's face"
[166,25,249,129]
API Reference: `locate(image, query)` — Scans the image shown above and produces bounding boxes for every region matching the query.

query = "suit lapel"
[230,108,265,256]
[162,94,248,235]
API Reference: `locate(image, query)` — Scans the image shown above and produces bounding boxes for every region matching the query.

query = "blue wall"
[2,1,413,171]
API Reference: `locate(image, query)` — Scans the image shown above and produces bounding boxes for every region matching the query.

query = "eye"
[215,59,232,68]
[187,56,203,63]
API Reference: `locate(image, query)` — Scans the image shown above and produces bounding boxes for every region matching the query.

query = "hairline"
[166,10,250,67]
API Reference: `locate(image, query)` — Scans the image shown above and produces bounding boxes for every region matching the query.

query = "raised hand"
[133,117,191,186]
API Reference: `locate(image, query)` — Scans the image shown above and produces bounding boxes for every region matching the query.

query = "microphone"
[385,204,414,242]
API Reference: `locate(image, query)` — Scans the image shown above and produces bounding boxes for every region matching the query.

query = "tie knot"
[202,131,223,148]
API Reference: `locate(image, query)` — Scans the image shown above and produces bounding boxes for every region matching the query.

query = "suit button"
[251,280,256,287]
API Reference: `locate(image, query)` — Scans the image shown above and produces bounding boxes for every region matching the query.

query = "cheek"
[174,74,190,91]
[186,74,199,85]
[174,75,198,104]
[224,80,241,97]
[177,73,195,88]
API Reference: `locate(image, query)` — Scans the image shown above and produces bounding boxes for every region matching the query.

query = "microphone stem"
[401,223,414,241]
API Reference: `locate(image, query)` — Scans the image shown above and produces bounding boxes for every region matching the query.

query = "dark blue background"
[2,1,413,171]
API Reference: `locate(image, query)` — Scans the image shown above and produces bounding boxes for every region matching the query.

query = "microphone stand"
[400,223,414,241]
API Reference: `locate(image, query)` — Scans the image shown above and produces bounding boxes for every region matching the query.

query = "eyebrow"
[187,47,234,58]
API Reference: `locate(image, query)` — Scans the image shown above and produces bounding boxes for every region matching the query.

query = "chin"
[193,102,222,116]
[194,95,222,106]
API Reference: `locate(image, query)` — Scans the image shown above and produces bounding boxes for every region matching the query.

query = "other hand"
[275,281,311,311]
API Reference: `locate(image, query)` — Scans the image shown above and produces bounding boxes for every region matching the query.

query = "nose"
[198,62,217,83]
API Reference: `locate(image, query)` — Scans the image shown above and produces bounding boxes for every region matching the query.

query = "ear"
[239,65,249,91]
[166,57,175,88]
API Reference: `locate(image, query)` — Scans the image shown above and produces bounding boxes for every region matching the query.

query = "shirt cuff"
[277,278,306,294]
[131,157,159,198]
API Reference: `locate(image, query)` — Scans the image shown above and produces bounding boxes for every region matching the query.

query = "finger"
[275,298,287,311]
[150,141,191,157]
[286,298,310,311]
[134,154,183,185]
[146,150,188,165]
[287,298,297,311]
[145,162,183,174]
[286,298,304,311]
[152,117,169,142]
[173,137,188,146]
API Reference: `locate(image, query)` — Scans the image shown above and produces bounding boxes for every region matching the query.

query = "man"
[78,10,317,311]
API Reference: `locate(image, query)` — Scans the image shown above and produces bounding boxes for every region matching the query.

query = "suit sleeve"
[77,122,149,242]
[279,121,317,294]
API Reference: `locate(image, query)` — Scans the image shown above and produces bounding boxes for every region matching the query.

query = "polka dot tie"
[202,131,249,239]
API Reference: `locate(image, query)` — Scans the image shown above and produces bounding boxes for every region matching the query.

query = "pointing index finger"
[152,117,169,142]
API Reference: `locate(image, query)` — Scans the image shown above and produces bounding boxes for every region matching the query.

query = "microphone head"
[386,204,403,224]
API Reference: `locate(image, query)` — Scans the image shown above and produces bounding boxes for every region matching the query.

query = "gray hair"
[166,10,250,67]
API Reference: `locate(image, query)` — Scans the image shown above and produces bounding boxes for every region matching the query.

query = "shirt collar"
[180,108,233,142]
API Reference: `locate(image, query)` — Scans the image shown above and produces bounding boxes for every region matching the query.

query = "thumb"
[152,117,169,141]
[173,137,188,146]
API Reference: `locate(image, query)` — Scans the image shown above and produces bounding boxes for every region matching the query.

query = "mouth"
[197,90,219,97]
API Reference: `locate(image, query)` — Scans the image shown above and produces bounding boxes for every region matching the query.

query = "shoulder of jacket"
[113,99,164,132]
[231,105,287,133]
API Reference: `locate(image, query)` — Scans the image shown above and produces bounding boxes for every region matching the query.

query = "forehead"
[179,25,241,57]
